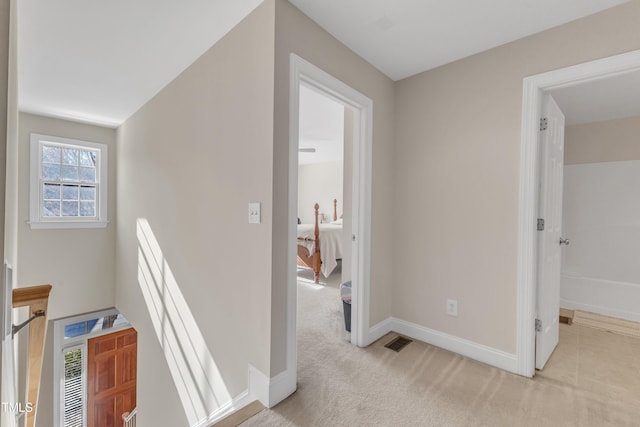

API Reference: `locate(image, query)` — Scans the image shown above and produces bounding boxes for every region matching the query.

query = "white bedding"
[297,223,343,278]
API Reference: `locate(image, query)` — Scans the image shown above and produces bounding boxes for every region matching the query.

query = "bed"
[297,199,343,284]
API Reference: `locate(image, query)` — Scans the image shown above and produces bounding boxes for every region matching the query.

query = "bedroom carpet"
[240,267,640,426]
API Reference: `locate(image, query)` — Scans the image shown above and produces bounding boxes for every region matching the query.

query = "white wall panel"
[561,160,640,320]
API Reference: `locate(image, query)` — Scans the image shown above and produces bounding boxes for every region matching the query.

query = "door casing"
[284,54,373,396]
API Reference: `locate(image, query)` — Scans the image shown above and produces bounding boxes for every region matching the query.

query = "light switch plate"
[248,202,261,224]
[447,299,458,317]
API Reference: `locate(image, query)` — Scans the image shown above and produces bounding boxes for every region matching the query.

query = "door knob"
[559,238,570,246]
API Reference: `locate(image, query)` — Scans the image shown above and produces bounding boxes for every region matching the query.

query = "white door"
[536,94,566,370]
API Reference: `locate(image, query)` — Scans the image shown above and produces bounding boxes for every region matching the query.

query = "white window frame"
[53,309,131,427]
[29,133,108,229]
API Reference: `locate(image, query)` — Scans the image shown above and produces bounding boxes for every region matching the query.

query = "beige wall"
[17,113,117,320]
[271,0,396,374]
[394,2,640,353]
[565,116,640,165]
[297,160,343,225]
[115,2,274,425]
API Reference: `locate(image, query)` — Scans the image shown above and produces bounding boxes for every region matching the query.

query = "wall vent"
[384,336,413,352]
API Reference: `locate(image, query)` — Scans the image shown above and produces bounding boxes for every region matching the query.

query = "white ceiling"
[18,0,263,127]
[298,85,344,166]
[550,71,640,126]
[18,0,630,128]
[288,0,628,81]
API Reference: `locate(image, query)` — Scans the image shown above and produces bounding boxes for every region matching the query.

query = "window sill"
[28,220,108,230]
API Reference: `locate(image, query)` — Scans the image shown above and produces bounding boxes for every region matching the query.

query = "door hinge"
[540,117,548,131]
[537,218,544,231]
[535,318,542,332]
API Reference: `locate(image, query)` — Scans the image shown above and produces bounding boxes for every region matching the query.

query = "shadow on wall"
[136,218,231,424]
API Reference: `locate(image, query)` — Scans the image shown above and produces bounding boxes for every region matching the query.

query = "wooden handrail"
[12,285,52,306]
[12,284,52,427]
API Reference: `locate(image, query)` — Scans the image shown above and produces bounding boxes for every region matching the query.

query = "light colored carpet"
[536,322,640,407]
[241,267,640,426]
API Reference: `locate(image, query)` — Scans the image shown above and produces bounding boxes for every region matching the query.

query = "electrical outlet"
[447,299,458,317]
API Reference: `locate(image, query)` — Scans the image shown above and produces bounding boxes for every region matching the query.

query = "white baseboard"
[561,275,640,323]
[249,364,296,408]
[192,364,296,427]
[248,364,270,408]
[365,317,394,346]
[386,317,518,374]
[267,368,295,408]
[366,316,518,374]
[561,299,640,323]
[192,389,253,427]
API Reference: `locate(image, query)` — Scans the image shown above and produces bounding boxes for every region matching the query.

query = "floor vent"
[384,336,413,352]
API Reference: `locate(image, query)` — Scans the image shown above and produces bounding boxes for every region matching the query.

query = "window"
[63,346,85,427]
[30,133,108,229]
[63,314,127,339]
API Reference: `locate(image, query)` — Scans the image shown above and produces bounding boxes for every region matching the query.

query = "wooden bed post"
[297,201,337,284]
[313,203,321,283]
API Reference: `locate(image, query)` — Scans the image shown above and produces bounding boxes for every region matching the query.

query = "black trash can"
[340,281,352,332]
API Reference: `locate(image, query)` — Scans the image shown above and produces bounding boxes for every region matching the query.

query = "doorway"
[517,49,640,377]
[286,54,373,386]
[53,309,135,427]
[86,328,137,427]
[534,78,640,399]
[296,83,347,287]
